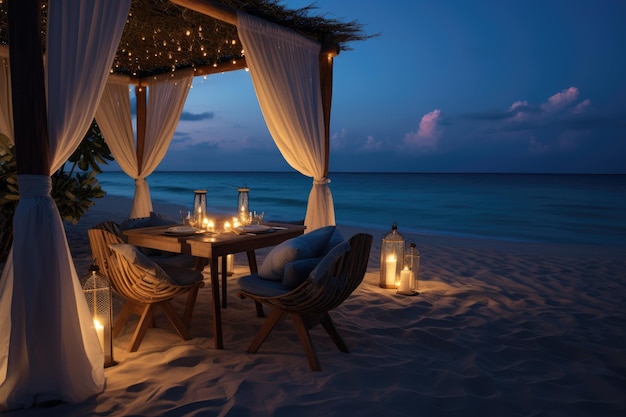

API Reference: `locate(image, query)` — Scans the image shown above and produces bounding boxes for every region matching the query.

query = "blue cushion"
[119,216,151,232]
[121,213,178,256]
[109,243,173,284]
[152,253,197,269]
[149,211,178,226]
[238,274,290,297]
[323,228,344,254]
[282,257,321,290]
[310,240,351,283]
[159,263,203,286]
[258,226,335,281]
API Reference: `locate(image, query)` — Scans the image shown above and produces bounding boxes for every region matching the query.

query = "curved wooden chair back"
[87,221,203,352]
[242,233,373,371]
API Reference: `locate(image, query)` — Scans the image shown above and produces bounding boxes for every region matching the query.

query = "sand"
[4,194,626,416]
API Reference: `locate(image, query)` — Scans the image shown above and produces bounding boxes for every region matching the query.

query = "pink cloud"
[572,99,591,114]
[362,135,382,151]
[403,109,442,151]
[541,87,579,112]
[508,100,528,112]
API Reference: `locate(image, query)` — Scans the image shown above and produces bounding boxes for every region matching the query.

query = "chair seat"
[151,253,197,269]
[159,263,204,286]
[238,274,290,298]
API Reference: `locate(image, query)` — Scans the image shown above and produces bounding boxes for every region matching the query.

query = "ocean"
[97,172,626,248]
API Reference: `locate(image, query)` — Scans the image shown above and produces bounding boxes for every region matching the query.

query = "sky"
[149,0,626,173]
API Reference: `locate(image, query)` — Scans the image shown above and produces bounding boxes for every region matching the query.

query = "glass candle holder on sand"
[380,222,404,289]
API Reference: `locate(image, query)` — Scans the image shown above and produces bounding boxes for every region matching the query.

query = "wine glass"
[252,211,264,225]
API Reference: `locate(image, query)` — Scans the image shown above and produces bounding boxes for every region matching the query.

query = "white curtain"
[0,0,130,409]
[236,12,335,231]
[0,46,13,143]
[96,69,194,218]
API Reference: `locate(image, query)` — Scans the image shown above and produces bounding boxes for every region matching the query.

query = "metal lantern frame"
[379,222,405,289]
[82,262,115,367]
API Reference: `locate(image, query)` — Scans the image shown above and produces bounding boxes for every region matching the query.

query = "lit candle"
[207,220,215,232]
[202,217,209,230]
[94,318,104,351]
[385,255,397,288]
[398,267,413,294]
[224,221,231,232]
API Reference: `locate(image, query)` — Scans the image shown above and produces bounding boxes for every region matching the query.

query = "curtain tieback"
[135,177,147,186]
[313,177,331,185]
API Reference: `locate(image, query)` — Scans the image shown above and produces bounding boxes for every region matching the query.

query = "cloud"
[572,99,591,114]
[403,109,442,151]
[362,135,382,151]
[179,111,215,121]
[330,128,349,150]
[529,136,550,154]
[540,87,579,113]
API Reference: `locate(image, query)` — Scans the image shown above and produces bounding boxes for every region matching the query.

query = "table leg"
[221,256,228,308]
[209,257,223,349]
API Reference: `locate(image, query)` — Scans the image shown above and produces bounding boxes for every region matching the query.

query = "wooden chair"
[88,222,204,352]
[238,233,373,371]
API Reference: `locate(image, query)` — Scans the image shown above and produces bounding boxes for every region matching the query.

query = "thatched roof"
[0,0,371,79]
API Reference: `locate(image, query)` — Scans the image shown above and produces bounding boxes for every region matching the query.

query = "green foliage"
[0,120,112,262]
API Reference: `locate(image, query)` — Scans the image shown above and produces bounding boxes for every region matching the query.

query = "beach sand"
[5,194,626,416]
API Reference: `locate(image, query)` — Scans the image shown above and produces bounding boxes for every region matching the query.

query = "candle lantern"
[380,222,405,289]
[82,261,115,367]
[237,187,250,224]
[398,243,420,295]
[405,242,420,293]
[193,189,207,226]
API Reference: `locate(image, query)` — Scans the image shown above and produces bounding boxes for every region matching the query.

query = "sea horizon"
[96,171,626,248]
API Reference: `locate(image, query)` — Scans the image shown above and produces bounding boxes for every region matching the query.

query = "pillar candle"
[94,318,104,351]
[385,255,397,287]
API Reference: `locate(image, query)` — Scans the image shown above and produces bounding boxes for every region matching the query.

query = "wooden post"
[319,36,339,177]
[8,0,50,175]
[135,84,147,175]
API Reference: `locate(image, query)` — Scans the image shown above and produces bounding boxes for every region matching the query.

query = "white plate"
[163,226,202,235]
[237,224,271,234]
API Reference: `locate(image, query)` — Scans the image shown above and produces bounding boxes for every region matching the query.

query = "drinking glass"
[252,211,264,225]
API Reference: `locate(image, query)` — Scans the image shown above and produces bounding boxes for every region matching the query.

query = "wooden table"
[123,223,305,349]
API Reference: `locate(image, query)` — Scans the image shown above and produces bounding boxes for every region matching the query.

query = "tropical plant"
[0,120,113,262]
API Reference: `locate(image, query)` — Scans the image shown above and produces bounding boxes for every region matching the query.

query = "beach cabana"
[0,0,366,409]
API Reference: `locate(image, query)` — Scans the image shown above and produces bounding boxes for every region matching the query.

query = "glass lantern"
[380,222,405,289]
[82,261,115,367]
[398,243,420,295]
[193,189,207,226]
[237,187,250,224]
[406,242,420,292]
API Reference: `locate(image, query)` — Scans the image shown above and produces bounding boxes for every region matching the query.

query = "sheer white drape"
[0,46,13,143]
[0,0,130,409]
[96,69,193,218]
[237,12,335,231]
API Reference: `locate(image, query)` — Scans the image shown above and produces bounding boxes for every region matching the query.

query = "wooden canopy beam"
[170,0,238,26]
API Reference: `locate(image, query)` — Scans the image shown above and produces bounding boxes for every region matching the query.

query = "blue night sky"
[149,0,626,173]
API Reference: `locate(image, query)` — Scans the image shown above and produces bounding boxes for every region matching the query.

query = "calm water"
[97,172,626,248]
